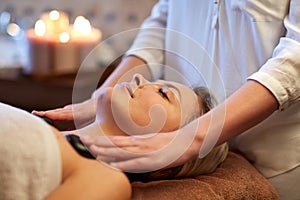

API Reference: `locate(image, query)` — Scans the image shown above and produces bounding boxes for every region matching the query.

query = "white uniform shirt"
[127,0,300,183]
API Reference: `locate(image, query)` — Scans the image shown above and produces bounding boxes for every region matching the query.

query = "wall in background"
[0,0,157,70]
[0,0,157,39]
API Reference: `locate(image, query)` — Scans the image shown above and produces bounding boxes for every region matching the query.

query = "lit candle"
[53,31,79,74]
[34,19,46,37]
[71,16,101,43]
[25,11,102,76]
[70,16,101,67]
[25,19,52,75]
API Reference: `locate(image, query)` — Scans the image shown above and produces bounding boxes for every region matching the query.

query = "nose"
[131,73,150,86]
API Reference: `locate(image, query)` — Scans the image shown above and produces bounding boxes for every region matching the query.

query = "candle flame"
[34,19,46,36]
[59,31,70,43]
[73,16,91,35]
[7,23,21,37]
[49,10,60,21]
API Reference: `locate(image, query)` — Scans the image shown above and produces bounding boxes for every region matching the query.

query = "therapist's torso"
[163,0,300,179]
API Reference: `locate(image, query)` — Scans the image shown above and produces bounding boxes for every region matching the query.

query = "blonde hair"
[126,87,228,182]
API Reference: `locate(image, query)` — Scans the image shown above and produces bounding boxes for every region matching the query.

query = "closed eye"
[159,88,169,101]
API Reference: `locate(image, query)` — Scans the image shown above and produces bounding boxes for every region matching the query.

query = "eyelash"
[159,88,169,100]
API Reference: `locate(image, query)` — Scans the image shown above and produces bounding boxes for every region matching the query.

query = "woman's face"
[96,74,200,136]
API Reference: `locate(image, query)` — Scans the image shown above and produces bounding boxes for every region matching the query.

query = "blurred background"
[0,0,157,112]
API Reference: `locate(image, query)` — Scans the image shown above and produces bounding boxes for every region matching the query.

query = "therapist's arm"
[199,80,278,146]
[172,80,279,167]
[165,80,279,165]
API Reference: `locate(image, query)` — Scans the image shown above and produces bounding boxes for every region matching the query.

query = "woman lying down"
[0,74,228,200]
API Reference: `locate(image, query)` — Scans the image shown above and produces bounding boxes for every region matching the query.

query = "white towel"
[0,103,61,200]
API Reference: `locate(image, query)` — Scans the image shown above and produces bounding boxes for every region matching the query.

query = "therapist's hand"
[32,99,96,130]
[80,130,200,172]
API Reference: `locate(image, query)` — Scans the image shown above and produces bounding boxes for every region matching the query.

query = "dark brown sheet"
[131,151,279,200]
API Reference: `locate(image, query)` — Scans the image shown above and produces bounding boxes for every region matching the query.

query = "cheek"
[129,99,181,132]
[128,100,152,126]
[161,106,181,132]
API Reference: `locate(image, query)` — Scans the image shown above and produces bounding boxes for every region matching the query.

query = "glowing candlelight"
[34,19,46,37]
[70,16,101,43]
[49,10,60,21]
[7,23,21,37]
[26,10,102,76]
[59,32,70,43]
[73,16,92,35]
[41,10,69,37]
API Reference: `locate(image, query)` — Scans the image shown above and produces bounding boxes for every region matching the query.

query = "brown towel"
[132,151,279,200]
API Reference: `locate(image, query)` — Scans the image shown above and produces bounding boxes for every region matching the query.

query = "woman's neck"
[96,120,128,136]
[76,120,127,137]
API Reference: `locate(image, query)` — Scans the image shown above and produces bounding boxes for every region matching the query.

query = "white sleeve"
[248,0,300,111]
[125,0,168,80]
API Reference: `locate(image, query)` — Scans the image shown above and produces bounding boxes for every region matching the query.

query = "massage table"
[0,103,279,199]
